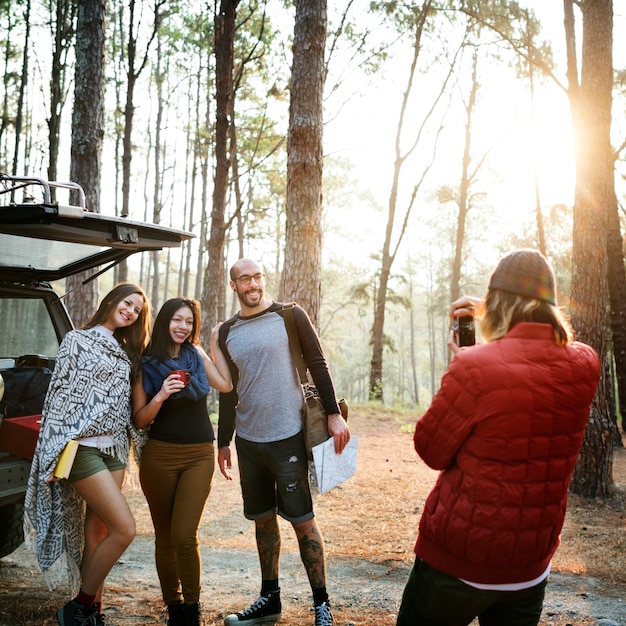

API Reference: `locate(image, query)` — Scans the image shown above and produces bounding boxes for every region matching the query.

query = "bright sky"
[321,1,625,272]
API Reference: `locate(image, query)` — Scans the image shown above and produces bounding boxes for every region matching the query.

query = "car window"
[0,296,60,361]
[0,232,108,273]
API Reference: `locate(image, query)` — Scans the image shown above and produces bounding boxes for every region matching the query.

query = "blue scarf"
[141,342,211,401]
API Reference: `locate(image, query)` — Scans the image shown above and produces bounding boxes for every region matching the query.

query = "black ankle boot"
[166,602,186,626]
[184,602,201,626]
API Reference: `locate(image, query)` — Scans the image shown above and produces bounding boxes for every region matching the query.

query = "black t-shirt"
[148,395,214,444]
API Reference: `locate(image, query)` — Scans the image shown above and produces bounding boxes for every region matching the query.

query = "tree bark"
[65,0,107,326]
[280,0,327,330]
[201,0,238,341]
[568,0,615,498]
[607,180,626,439]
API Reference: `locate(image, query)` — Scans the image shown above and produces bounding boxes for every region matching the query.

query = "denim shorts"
[68,445,126,482]
[235,431,313,524]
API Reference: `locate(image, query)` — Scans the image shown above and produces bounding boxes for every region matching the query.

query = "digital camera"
[453,315,475,347]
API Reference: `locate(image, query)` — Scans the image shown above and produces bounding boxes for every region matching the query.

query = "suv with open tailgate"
[0,174,192,558]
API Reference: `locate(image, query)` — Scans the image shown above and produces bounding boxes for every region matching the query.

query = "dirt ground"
[1,406,626,626]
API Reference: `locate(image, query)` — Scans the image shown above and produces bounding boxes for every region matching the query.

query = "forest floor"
[0,406,625,625]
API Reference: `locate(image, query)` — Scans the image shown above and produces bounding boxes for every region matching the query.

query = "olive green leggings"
[139,439,215,605]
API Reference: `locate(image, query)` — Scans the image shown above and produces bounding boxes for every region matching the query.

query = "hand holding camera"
[449,295,483,352]
[453,315,476,347]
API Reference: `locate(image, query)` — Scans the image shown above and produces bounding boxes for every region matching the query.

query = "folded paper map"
[312,435,359,493]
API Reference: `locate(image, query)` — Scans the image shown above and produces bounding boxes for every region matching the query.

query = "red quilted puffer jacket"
[413,322,600,585]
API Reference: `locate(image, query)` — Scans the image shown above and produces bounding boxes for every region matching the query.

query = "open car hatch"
[0,175,193,282]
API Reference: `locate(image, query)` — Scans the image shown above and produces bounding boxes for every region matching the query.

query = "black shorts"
[235,431,314,524]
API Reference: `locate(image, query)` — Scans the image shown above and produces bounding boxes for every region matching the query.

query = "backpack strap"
[282,303,308,385]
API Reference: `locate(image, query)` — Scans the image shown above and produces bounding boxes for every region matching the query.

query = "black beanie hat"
[488,249,556,305]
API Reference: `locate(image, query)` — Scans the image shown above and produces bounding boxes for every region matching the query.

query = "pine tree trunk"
[568,0,615,498]
[201,0,238,341]
[65,0,107,326]
[280,0,327,330]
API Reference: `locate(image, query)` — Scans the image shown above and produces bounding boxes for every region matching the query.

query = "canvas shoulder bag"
[282,303,348,456]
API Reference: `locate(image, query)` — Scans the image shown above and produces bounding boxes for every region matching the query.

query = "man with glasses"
[217,258,350,626]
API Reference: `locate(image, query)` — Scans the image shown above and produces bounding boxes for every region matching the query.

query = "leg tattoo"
[294,520,326,589]
[255,515,281,579]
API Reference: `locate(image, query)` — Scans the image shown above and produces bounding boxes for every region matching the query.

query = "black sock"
[261,579,280,596]
[312,587,329,606]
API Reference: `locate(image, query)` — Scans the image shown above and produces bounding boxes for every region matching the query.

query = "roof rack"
[0,174,86,217]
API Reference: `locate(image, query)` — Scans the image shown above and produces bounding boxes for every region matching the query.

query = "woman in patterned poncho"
[24,282,151,626]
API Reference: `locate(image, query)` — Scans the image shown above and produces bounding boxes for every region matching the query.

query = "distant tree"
[458,1,552,253]
[0,0,20,172]
[116,0,163,282]
[366,0,452,401]
[65,0,107,326]
[183,59,205,299]
[150,28,165,311]
[522,8,547,255]
[449,46,481,305]
[11,0,30,175]
[177,12,213,300]
[280,0,327,328]
[47,0,76,185]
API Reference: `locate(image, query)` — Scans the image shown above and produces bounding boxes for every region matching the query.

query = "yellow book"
[53,440,79,479]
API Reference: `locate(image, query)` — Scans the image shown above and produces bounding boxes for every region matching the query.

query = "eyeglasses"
[234,272,265,286]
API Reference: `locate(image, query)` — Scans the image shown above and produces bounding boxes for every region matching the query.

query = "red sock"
[76,589,97,609]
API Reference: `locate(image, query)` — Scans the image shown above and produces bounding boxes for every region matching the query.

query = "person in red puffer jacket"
[397,249,601,626]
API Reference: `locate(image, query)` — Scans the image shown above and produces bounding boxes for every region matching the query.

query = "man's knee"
[292,517,319,538]
[255,513,279,530]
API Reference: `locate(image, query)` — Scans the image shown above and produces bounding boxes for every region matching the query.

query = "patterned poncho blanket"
[23,329,145,594]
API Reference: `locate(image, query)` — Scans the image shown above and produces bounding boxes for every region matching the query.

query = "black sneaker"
[224,590,281,624]
[313,601,333,626]
[91,605,105,626]
[56,600,97,626]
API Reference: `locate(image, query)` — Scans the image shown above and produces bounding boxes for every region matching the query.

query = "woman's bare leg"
[73,468,135,595]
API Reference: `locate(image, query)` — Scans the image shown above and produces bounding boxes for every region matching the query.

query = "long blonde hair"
[479,289,573,346]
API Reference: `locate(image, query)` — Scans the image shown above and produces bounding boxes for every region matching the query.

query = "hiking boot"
[224,590,281,624]
[167,601,186,626]
[56,600,97,626]
[313,601,333,626]
[184,602,202,626]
